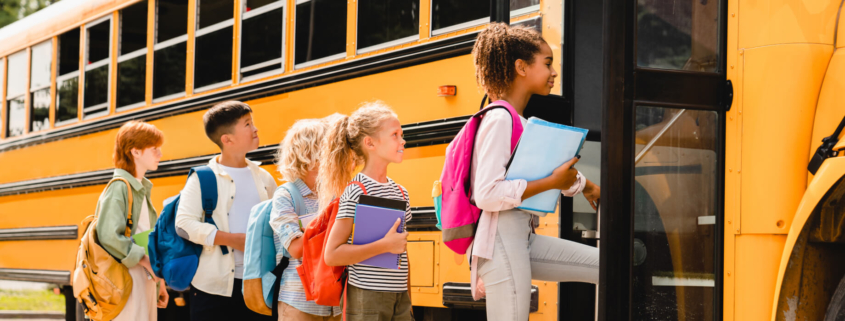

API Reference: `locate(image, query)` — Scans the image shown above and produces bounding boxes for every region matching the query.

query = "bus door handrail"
[634,109,686,165]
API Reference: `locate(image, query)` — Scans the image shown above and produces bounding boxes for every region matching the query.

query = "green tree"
[0,0,61,29]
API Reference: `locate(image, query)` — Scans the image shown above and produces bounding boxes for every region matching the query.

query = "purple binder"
[352,203,405,269]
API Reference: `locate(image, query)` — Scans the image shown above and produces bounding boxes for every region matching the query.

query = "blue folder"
[505,117,589,213]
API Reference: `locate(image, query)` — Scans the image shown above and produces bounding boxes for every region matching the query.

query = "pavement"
[0,281,49,291]
[0,281,64,320]
[0,311,63,320]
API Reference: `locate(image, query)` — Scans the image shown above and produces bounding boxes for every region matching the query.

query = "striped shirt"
[269,179,340,316]
[336,173,411,293]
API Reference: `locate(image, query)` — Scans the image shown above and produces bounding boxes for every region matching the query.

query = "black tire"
[824,273,845,321]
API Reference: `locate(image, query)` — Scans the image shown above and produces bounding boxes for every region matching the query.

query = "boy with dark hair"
[175,101,277,321]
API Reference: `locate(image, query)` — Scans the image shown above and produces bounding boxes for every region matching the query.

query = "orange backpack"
[296,182,366,307]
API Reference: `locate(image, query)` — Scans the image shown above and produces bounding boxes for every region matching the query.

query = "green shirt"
[95,169,157,268]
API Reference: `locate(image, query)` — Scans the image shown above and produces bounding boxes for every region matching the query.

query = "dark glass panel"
[241,6,283,68]
[158,0,189,43]
[87,21,111,63]
[84,65,109,108]
[632,106,718,320]
[294,0,346,64]
[56,77,79,123]
[195,26,233,88]
[511,0,538,11]
[636,0,720,71]
[117,54,147,108]
[242,64,280,78]
[30,88,50,132]
[6,97,25,137]
[431,0,487,31]
[121,1,148,55]
[245,0,277,11]
[59,29,81,75]
[357,0,419,50]
[198,0,234,29]
[153,41,187,98]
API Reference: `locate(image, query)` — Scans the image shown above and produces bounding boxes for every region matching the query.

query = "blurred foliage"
[0,0,61,29]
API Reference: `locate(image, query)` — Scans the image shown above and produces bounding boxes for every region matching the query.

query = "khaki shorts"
[341,285,414,321]
[278,301,341,321]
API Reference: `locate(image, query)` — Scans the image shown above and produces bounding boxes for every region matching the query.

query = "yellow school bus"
[5,0,845,319]
[0,0,566,320]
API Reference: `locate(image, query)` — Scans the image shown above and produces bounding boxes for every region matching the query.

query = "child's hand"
[583,180,600,210]
[380,218,408,255]
[550,156,580,190]
[157,279,169,308]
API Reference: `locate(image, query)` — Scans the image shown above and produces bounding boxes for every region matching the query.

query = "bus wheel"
[824,273,845,321]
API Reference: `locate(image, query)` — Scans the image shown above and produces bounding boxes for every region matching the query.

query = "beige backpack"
[71,178,134,321]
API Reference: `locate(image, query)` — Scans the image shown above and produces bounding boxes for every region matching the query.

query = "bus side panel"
[0,54,480,185]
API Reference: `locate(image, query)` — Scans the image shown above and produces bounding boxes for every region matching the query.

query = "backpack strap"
[281,182,305,217]
[188,166,229,255]
[105,178,134,238]
[349,181,367,195]
[269,256,290,318]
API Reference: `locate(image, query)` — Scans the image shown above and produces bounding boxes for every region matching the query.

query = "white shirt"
[135,177,151,232]
[174,156,277,297]
[215,164,261,279]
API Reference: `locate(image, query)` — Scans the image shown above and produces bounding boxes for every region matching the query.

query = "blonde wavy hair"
[275,119,327,183]
[317,102,398,208]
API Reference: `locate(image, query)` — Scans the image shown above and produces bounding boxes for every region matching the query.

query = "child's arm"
[324,218,407,267]
[473,110,582,211]
[175,174,245,251]
[269,188,305,259]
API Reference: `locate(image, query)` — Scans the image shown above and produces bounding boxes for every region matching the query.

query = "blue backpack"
[242,182,303,317]
[148,166,229,291]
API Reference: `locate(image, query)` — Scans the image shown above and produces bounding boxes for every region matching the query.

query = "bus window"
[153,0,188,101]
[357,0,419,53]
[636,0,720,72]
[83,18,111,118]
[431,0,540,35]
[117,1,148,110]
[633,106,719,320]
[431,0,486,35]
[5,50,27,138]
[294,0,346,69]
[56,29,80,126]
[30,40,52,132]
[240,0,284,80]
[194,0,234,92]
[510,0,539,12]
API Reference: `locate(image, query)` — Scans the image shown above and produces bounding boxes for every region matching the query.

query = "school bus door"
[599,0,731,319]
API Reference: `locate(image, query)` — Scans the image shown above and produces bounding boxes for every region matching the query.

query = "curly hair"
[472,22,547,97]
[113,121,164,175]
[275,119,326,183]
[317,102,398,208]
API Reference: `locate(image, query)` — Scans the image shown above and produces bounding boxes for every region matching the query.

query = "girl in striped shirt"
[269,118,341,320]
[321,102,413,321]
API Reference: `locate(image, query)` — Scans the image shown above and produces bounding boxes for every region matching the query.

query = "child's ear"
[363,136,375,150]
[220,134,232,146]
[515,59,527,77]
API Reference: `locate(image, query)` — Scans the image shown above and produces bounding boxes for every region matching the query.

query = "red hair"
[114,121,164,174]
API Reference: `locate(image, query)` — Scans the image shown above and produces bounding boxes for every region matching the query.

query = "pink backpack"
[438,100,523,255]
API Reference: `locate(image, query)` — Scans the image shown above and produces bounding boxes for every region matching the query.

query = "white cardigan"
[469,108,585,300]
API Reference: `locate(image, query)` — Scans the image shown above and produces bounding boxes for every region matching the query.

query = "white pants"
[113,265,157,321]
[477,209,599,321]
